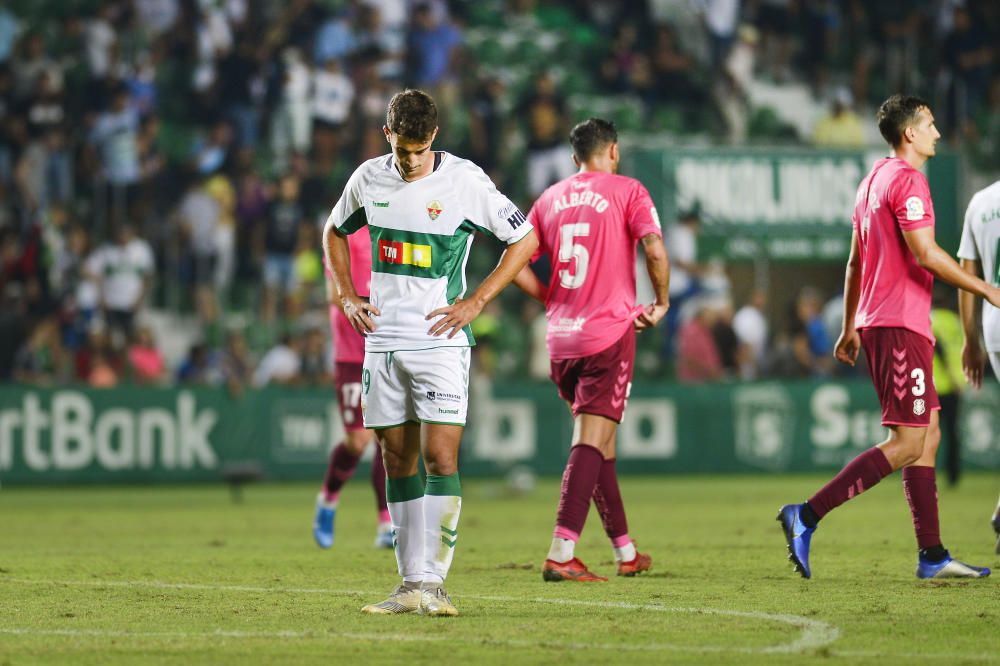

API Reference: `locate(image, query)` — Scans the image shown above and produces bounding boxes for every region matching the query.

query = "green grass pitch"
[1,474,997,665]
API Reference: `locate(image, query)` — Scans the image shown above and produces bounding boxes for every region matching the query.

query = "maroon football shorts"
[549,327,635,424]
[335,361,366,432]
[859,327,940,427]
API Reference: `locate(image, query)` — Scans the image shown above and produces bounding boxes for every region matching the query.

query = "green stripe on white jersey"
[325,152,532,352]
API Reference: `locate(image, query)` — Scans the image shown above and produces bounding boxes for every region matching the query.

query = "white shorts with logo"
[361,347,471,428]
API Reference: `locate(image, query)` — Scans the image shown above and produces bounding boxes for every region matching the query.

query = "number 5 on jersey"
[558,223,590,289]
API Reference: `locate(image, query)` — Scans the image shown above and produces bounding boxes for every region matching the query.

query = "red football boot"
[542,557,608,582]
[616,551,652,577]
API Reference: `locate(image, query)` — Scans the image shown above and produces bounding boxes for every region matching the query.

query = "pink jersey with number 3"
[327,226,372,363]
[853,157,935,343]
[528,171,662,360]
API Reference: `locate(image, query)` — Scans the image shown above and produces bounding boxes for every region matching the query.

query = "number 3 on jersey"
[558,223,590,289]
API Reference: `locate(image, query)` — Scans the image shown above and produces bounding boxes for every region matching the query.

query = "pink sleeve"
[890,171,935,232]
[627,182,663,240]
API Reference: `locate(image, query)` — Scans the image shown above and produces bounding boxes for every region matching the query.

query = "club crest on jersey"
[913,398,926,416]
[426,200,443,220]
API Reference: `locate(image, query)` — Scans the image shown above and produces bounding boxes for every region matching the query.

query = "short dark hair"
[569,117,618,162]
[876,94,930,147]
[386,89,438,140]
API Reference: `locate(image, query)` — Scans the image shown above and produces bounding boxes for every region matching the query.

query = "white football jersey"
[958,180,1000,352]
[326,151,531,352]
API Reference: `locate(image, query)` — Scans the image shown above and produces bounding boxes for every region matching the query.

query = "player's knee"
[423,454,458,477]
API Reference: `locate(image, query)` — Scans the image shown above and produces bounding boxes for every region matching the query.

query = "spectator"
[467,75,506,184]
[262,173,304,322]
[191,119,233,175]
[84,223,154,347]
[310,56,355,157]
[942,5,993,135]
[176,342,219,385]
[733,287,769,378]
[75,326,122,384]
[697,0,740,74]
[0,283,27,380]
[812,87,865,148]
[517,71,574,199]
[778,286,832,377]
[676,298,724,383]
[298,325,331,386]
[174,174,221,324]
[717,23,757,143]
[219,328,253,395]
[12,314,63,384]
[268,47,312,170]
[405,3,462,121]
[127,325,166,385]
[664,208,704,346]
[710,298,745,379]
[252,333,301,387]
[293,223,323,313]
[89,83,141,230]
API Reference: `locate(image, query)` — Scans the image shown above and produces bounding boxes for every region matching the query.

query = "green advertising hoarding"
[621,145,962,261]
[1,380,997,485]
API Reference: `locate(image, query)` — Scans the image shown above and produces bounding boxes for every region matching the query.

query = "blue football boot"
[374,524,394,549]
[776,504,814,579]
[916,552,990,579]
[313,497,336,549]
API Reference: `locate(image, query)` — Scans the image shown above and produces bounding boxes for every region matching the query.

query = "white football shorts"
[989,351,1000,385]
[361,347,471,428]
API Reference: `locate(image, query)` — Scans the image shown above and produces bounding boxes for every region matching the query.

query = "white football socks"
[386,475,425,583]
[547,537,575,563]
[423,474,462,586]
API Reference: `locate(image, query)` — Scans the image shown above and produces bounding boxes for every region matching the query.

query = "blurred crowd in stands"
[1,0,998,388]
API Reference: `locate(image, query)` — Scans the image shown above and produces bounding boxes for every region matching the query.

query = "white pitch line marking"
[0,577,838,655]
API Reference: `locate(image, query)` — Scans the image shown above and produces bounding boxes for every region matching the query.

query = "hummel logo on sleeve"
[507,209,526,229]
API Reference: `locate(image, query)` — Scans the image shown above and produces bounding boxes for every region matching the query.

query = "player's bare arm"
[635,232,670,331]
[834,229,862,366]
[903,226,1000,308]
[323,223,380,333]
[427,231,540,338]
[958,257,986,388]
[513,262,547,304]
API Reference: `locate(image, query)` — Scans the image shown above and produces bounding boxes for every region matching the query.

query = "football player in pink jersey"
[313,226,393,550]
[778,95,1000,579]
[514,118,671,581]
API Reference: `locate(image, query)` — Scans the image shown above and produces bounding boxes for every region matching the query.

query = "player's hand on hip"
[961,339,985,389]
[833,330,860,366]
[426,297,482,338]
[343,297,380,334]
[634,302,669,331]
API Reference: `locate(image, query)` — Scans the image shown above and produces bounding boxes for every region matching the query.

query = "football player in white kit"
[957,179,1000,553]
[323,89,537,615]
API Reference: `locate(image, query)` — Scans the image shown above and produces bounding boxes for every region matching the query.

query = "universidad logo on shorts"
[427,391,461,403]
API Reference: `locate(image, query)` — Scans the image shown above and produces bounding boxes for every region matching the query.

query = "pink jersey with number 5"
[528,171,662,360]
[853,157,935,343]
[327,225,372,363]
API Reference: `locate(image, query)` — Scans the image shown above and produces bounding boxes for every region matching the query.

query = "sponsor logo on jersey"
[506,209,526,230]
[426,200,443,220]
[913,398,926,416]
[905,196,925,221]
[373,201,390,208]
[378,239,432,268]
